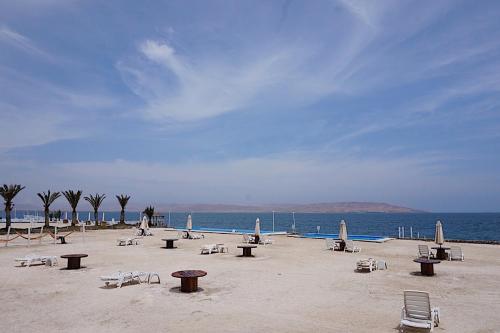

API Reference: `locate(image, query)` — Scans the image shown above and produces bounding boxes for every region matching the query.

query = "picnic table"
[171,270,207,292]
[413,258,440,276]
[237,244,257,257]
[161,238,179,249]
[61,254,88,269]
[431,246,450,260]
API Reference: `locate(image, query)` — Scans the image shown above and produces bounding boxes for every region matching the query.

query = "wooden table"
[431,246,450,260]
[171,270,207,292]
[237,244,257,257]
[413,258,440,276]
[60,254,88,269]
[161,238,179,249]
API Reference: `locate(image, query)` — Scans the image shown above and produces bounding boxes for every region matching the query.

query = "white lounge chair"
[189,232,203,239]
[15,254,58,267]
[325,239,340,250]
[344,240,361,253]
[418,245,434,259]
[400,290,440,332]
[356,258,376,272]
[242,234,255,244]
[259,235,274,245]
[200,244,219,254]
[100,271,160,288]
[449,246,464,261]
[116,237,139,246]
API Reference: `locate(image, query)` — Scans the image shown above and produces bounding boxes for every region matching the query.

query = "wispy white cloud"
[119,39,328,122]
[0,66,118,150]
[0,25,53,60]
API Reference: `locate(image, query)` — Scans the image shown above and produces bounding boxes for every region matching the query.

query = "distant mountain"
[13,201,421,213]
[151,202,422,213]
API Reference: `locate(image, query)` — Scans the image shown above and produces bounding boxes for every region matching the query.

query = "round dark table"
[431,246,450,260]
[237,244,257,257]
[161,238,179,249]
[413,258,440,276]
[171,270,207,292]
[61,254,88,269]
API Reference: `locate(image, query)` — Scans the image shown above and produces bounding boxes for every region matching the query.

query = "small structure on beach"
[150,213,165,227]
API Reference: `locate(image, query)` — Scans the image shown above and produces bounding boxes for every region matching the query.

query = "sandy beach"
[1,228,499,333]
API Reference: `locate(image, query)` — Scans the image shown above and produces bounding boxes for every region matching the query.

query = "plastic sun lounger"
[100,271,160,288]
[15,254,58,267]
[418,245,435,259]
[116,237,139,246]
[449,246,464,261]
[344,240,361,253]
[356,258,376,272]
[200,244,219,254]
[259,236,274,245]
[400,290,440,331]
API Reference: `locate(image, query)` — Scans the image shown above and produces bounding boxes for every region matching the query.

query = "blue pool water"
[189,227,283,234]
[302,233,388,241]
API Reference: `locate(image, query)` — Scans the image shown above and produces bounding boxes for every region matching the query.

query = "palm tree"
[116,194,130,224]
[0,184,25,229]
[84,193,106,226]
[62,190,82,226]
[143,206,154,227]
[37,190,61,228]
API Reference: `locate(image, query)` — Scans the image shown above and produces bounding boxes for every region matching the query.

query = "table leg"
[243,248,252,257]
[67,257,81,269]
[180,277,198,292]
[421,263,434,276]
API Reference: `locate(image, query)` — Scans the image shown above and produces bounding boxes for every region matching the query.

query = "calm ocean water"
[10,211,500,241]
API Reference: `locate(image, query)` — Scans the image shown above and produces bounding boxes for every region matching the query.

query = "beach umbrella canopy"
[186,214,192,230]
[435,220,444,246]
[255,218,261,236]
[140,216,148,229]
[339,219,348,241]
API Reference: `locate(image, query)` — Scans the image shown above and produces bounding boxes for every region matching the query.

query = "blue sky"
[1,0,500,212]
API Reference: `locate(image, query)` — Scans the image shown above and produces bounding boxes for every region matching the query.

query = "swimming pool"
[302,233,391,242]
[178,227,287,235]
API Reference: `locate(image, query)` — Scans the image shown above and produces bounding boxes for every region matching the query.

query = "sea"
[9,211,500,241]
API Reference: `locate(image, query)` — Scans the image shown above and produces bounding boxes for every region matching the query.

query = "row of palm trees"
[0,184,141,229]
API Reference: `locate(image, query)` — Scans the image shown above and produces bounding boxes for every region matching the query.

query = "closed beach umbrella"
[255,218,261,236]
[186,214,192,231]
[435,220,444,246]
[339,219,348,241]
[140,216,148,229]
[88,212,91,221]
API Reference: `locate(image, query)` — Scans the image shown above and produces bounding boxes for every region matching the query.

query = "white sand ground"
[1,228,499,333]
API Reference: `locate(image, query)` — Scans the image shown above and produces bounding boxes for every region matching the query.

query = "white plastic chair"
[449,246,464,261]
[418,245,434,259]
[400,290,440,331]
[200,244,218,254]
[15,254,58,267]
[356,258,376,272]
[344,240,361,253]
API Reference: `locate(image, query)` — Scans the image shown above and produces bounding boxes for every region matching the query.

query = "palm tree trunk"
[44,208,50,228]
[5,205,11,229]
[94,211,99,227]
[71,210,77,226]
[120,209,125,224]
